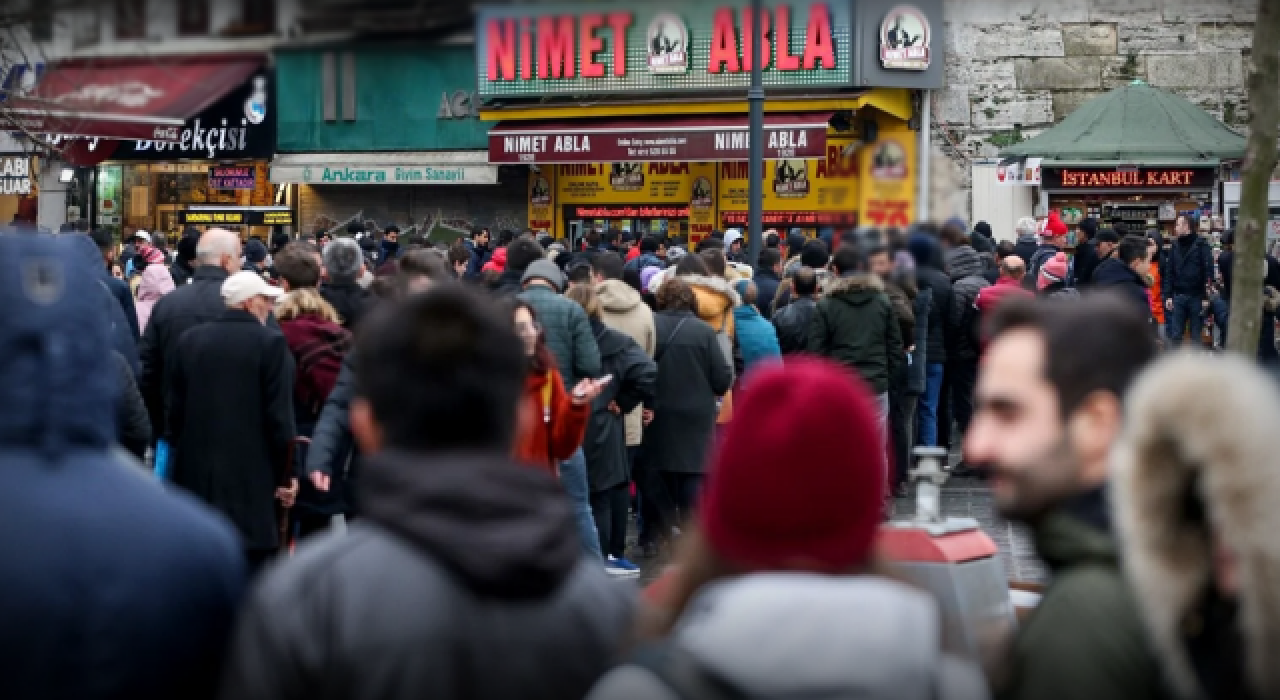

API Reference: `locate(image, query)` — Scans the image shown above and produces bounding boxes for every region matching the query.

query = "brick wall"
[940,0,1257,201]
[297,171,529,240]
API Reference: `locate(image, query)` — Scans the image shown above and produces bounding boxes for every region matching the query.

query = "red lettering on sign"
[743,7,772,72]
[865,200,911,228]
[802,4,836,70]
[721,162,749,179]
[537,16,575,79]
[487,19,517,81]
[709,8,740,73]
[775,6,802,71]
[647,162,690,175]
[579,14,606,78]
[817,145,858,178]
[608,13,633,77]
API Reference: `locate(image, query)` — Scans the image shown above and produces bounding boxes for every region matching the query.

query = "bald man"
[139,229,245,441]
[975,255,1033,316]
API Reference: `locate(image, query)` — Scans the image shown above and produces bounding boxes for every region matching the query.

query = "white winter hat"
[221,270,283,306]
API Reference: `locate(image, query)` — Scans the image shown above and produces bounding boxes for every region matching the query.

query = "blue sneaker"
[605,555,641,578]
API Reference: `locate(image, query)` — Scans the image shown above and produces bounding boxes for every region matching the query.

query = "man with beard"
[964,295,1165,700]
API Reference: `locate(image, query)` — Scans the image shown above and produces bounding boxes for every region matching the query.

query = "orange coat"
[1148,261,1165,323]
[687,275,739,424]
[513,368,589,476]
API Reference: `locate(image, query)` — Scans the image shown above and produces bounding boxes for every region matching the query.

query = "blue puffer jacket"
[0,234,246,700]
[69,233,141,376]
[733,279,782,375]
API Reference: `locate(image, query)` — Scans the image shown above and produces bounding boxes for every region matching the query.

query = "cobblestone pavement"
[633,476,1047,586]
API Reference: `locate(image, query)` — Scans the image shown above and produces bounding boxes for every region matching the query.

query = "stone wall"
[939,0,1257,201]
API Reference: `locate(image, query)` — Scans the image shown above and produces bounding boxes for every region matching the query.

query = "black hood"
[359,450,579,599]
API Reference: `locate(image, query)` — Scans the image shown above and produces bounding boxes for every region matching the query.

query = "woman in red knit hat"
[510,300,605,475]
[586,358,988,700]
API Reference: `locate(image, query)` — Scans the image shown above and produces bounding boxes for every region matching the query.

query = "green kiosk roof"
[1002,81,1245,165]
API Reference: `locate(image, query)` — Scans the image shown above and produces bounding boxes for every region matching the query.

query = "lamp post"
[746,0,764,270]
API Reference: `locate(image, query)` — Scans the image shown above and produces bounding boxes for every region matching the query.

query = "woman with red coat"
[512,300,606,475]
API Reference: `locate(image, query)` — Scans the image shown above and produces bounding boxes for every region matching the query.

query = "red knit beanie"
[1044,210,1068,238]
[699,358,885,574]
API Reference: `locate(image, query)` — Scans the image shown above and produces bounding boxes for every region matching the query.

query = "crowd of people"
[2,209,1280,699]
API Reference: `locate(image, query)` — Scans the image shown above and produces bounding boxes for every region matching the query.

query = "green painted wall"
[276,44,491,152]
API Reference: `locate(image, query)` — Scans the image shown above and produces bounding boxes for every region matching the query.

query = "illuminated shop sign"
[1042,167,1217,190]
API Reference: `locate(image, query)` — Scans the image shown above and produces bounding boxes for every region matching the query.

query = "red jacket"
[976,276,1033,314]
[513,368,589,475]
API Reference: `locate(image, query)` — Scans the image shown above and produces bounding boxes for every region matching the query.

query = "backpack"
[293,325,352,419]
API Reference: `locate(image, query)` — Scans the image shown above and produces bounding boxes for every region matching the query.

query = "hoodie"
[135,262,176,332]
[587,574,988,700]
[220,450,635,700]
[0,234,246,700]
[907,233,952,366]
[597,279,656,446]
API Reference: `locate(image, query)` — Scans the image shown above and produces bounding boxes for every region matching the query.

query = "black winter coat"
[321,281,373,331]
[139,265,232,436]
[114,351,151,461]
[168,310,296,551]
[772,296,818,354]
[1012,237,1039,267]
[947,246,990,362]
[753,269,783,319]
[916,266,952,366]
[1092,258,1152,321]
[584,321,657,493]
[807,274,904,395]
[1073,240,1100,287]
[643,311,734,475]
[1162,234,1214,300]
[219,451,635,700]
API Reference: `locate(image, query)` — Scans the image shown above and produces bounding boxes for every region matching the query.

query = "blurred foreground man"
[169,271,296,572]
[0,235,245,700]
[1114,353,1280,699]
[965,296,1164,700]
[221,285,633,700]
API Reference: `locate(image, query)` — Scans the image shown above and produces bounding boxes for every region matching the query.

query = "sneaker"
[605,555,641,578]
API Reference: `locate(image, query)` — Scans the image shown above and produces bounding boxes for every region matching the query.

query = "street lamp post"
[746,0,764,271]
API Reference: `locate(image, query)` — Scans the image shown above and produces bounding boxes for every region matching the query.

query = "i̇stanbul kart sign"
[476,2,852,98]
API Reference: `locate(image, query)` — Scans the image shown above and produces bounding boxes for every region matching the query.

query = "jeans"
[1167,294,1205,347]
[559,448,602,560]
[949,358,979,437]
[1209,296,1230,347]
[916,363,945,447]
[590,483,631,560]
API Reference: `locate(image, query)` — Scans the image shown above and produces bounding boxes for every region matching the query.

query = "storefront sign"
[179,209,295,225]
[879,6,931,70]
[111,75,274,161]
[997,157,1041,186]
[0,156,34,195]
[271,164,499,185]
[718,136,861,226]
[857,122,916,228]
[1042,167,1217,190]
[489,120,827,163]
[571,205,691,218]
[476,2,852,98]
[209,165,256,189]
[437,90,480,119]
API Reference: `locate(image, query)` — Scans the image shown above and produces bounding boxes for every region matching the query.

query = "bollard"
[878,446,1016,666]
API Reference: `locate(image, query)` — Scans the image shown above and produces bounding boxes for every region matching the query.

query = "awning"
[270,151,498,185]
[488,113,832,164]
[4,55,263,142]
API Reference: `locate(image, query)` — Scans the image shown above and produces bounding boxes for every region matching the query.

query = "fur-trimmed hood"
[825,272,885,298]
[1112,352,1280,699]
[680,273,742,308]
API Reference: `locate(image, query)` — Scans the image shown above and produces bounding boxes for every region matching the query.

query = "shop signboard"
[489,119,827,164]
[1041,167,1217,191]
[997,157,1041,186]
[179,208,295,226]
[111,75,274,161]
[477,2,853,98]
[717,136,862,227]
[857,123,917,228]
[209,165,256,189]
[271,164,500,185]
[0,155,34,195]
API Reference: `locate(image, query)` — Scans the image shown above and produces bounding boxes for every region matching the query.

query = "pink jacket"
[135,264,175,332]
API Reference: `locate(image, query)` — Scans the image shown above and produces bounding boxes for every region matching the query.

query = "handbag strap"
[656,318,690,363]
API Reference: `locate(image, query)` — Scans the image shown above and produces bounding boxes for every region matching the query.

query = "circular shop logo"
[647,13,689,75]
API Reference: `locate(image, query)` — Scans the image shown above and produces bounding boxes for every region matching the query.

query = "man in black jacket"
[1162,215,1214,347]
[773,267,820,353]
[220,285,634,700]
[320,237,372,331]
[139,228,243,438]
[169,271,296,571]
[754,247,783,319]
[907,231,952,448]
[1071,217,1100,287]
[1092,235,1154,323]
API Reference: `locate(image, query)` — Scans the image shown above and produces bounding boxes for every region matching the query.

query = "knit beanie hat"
[640,265,663,293]
[1037,252,1069,291]
[699,358,885,573]
[521,258,566,292]
[1044,210,1068,239]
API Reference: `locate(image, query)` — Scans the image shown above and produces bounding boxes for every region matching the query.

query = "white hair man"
[167,270,297,572]
[139,228,244,441]
[1011,216,1040,270]
[320,237,373,331]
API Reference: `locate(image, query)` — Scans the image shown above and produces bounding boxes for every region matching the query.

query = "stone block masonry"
[940,0,1258,213]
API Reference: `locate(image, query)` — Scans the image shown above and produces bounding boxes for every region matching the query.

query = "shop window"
[177,0,209,36]
[234,0,275,35]
[114,0,146,40]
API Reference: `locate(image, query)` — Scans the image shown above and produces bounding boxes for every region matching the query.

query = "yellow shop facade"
[477,0,943,244]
